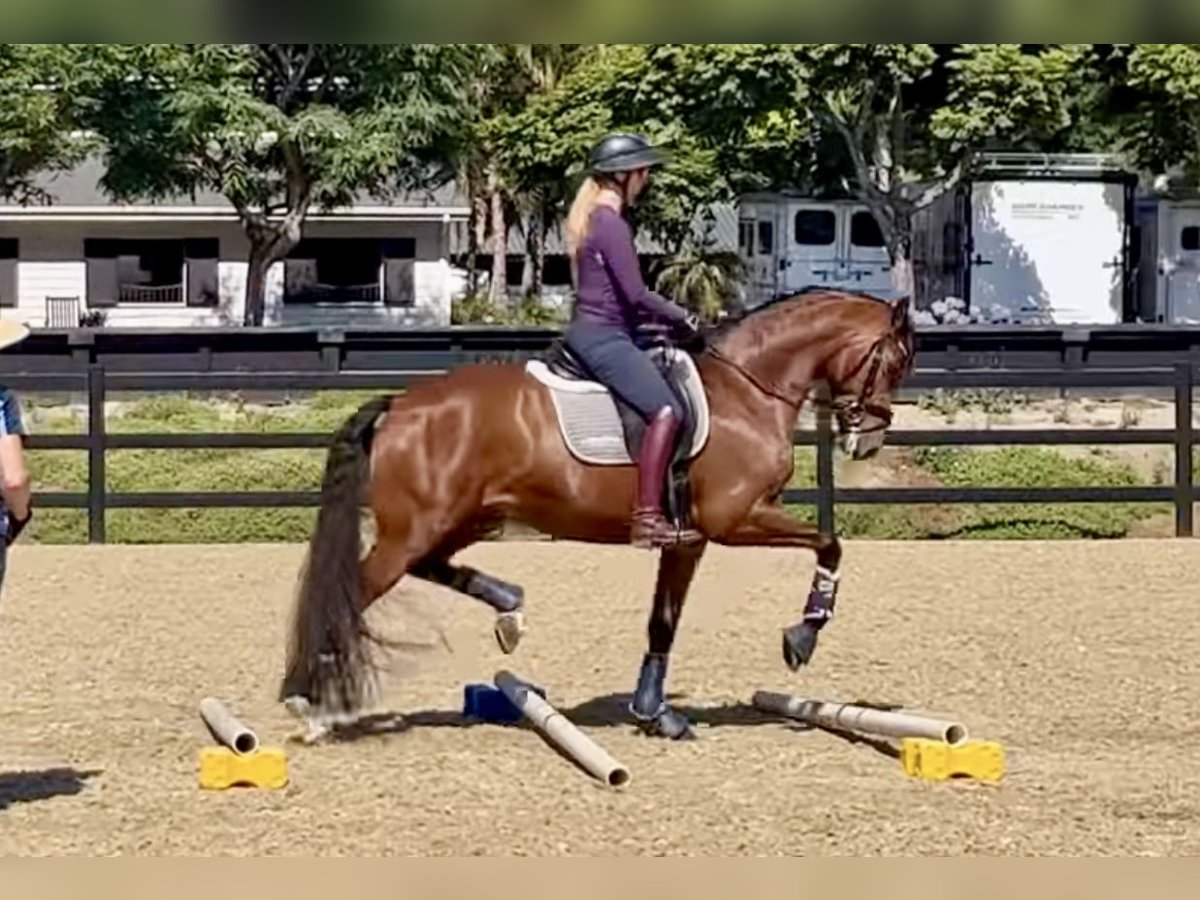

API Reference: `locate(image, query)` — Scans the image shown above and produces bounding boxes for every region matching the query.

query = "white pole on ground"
[494,670,630,787]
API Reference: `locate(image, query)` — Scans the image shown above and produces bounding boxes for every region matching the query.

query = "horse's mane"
[707,285,901,343]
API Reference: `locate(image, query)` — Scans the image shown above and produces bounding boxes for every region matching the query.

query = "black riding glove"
[675,313,706,351]
[6,506,31,546]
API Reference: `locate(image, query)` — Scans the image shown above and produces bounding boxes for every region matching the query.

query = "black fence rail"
[4,348,1196,543]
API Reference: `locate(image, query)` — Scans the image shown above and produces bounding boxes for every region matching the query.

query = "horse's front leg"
[712,501,842,671]
[630,540,707,740]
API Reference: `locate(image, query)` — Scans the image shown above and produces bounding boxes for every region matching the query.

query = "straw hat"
[0,317,30,351]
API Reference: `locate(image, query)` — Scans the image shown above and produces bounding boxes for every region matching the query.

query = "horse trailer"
[1133,195,1200,324]
[911,153,1138,325]
[736,194,897,307]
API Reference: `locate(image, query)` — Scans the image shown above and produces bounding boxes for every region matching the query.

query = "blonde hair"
[565,175,608,264]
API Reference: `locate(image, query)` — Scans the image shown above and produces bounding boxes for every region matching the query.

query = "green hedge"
[16,394,1180,544]
[782,445,1170,540]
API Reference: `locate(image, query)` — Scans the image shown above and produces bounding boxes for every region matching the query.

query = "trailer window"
[850,211,885,247]
[738,221,754,254]
[794,210,836,245]
[757,221,774,256]
[1183,226,1200,252]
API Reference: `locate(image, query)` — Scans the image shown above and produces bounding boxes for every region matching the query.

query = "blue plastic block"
[463,682,546,724]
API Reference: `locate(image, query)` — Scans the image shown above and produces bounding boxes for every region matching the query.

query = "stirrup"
[631,508,702,549]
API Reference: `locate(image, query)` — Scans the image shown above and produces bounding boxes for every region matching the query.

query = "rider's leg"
[563,321,701,548]
[630,403,701,548]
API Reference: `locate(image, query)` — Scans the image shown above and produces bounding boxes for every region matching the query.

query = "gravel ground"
[0,539,1197,856]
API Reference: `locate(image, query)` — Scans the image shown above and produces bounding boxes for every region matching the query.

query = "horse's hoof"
[282,694,332,744]
[782,623,819,671]
[283,694,311,719]
[494,610,525,654]
[633,705,696,740]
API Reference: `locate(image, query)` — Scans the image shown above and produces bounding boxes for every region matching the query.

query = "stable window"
[0,238,16,309]
[794,210,836,245]
[84,238,187,306]
[284,237,415,306]
[1182,226,1200,252]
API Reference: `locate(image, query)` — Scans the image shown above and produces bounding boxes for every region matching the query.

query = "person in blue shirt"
[0,318,33,596]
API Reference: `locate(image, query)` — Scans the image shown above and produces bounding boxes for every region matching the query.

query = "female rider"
[562,133,704,549]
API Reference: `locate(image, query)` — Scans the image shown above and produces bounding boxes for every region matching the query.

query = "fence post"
[815,389,836,536]
[1174,362,1194,538]
[87,363,106,544]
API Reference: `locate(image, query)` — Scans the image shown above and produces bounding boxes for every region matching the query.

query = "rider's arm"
[0,389,29,522]
[593,209,691,325]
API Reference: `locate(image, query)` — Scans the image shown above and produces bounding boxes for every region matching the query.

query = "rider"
[563,132,704,549]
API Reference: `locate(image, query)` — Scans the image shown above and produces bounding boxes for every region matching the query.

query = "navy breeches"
[564,320,684,423]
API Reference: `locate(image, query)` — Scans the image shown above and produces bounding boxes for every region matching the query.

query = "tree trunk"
[468,181,487,297]
[243,228,302,326]
[889,224,915,299]
[890,247,915,298]
[244,243,273,326]
[525,203,544,299]
[487,169,507,304]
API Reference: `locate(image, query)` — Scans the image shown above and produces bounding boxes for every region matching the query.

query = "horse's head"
[822,295,915,461]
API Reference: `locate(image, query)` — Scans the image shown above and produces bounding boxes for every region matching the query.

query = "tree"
[74,44,484,325]
[798,43,1092,296]
[1094,44,1200,190]
[0,44,91,203]
[488,44,811,316]
[460,44,595,302]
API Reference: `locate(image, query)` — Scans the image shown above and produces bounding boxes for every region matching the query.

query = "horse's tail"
[279,393,394,714]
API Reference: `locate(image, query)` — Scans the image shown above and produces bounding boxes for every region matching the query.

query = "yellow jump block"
[900,738,1005,784]
[198,746,289,790]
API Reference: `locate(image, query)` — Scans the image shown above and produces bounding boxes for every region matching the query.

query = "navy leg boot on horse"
[631,406,702,549]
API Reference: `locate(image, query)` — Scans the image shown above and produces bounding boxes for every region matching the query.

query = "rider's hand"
[675,313,705,350]
[6,506,30,546]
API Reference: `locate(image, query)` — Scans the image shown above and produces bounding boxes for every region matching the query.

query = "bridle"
[703,325,909,432]
[828,332,905,435]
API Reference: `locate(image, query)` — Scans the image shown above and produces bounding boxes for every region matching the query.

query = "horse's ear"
[890,295,911,329]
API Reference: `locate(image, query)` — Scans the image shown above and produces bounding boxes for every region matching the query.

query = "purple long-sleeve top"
[572,205,690,330]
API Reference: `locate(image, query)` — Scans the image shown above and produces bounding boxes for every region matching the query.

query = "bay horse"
[279,286,916,741]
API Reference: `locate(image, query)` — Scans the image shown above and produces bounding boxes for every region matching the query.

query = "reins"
[703,345,805,412]
[700,318,906,430]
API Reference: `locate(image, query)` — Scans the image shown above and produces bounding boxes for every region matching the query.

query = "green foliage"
[451,293,567,326]
[929,44,1090,156]
[490,44,812,255]
[75,44,484,212]
[653,245,746,322]
[916,388,1029,423]
[912,446,1165,539]
[1095,44,1200,189]
[0,43,91,202]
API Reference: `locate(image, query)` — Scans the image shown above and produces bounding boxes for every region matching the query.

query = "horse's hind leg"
[409,557,527,654]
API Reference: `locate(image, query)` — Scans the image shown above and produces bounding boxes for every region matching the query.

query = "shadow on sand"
[320,692,900,761]
[0,767,102,812]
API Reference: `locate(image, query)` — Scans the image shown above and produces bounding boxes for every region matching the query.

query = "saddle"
[524,328,711,532]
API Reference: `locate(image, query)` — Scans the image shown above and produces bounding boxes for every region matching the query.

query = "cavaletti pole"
[495,670,630,787]
[752,690,968,745]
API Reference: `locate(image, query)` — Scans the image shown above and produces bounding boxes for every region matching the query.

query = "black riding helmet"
[587,132,669,175]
